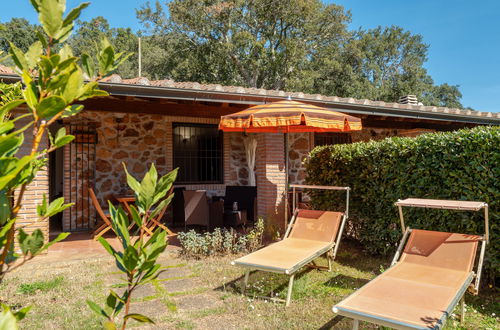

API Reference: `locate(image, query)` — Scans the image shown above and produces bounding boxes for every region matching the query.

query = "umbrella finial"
[287,95,292,101]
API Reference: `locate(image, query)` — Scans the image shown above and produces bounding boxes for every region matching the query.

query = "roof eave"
[1,74,499,125]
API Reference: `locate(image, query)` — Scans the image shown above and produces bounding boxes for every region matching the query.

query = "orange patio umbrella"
[219,98,362,225]
[219,99,362,133]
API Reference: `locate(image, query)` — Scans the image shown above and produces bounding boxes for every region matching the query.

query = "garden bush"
[178,218,265,258]
[305,126,499,284]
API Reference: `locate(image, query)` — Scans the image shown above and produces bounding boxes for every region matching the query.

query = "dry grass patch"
[0,243,497,329]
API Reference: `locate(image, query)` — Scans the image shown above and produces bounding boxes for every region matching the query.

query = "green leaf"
[123,313,155,324]
[37,232,70,254]
[61,67,83,103]
[62,2,90,27]
[36,194,48,218]
[98,45,115,76]
[128,204,142,228]
[0,100,25,119]
[86,300,109,318]
[25,41,42,69]
[53,127,74,148]
[22,80,38,111]
[36,30,48,49]
[12,306,31,321]
[0,305,19,330]
[8,42,28,71]
[103,321,117,330]
[43,195,72,216]
[149,195,173,220]
[0,219,15,247]
[0,156,32,190]
[62,104,84,118]
[123,246,139,272]
[0,121,15,135]
[122,163,141,196]
[0,190,10,226]
[78,82,108,101]
[105,292,117,310]
[38,0,64,38]
[58,44,73,61]
[97,236,117,257]
[36,95,66,119]
[81,53,95,79]
[18,229,44,256]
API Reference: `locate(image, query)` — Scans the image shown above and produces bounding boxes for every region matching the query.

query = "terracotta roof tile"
[0,66,497,119]
[99,74,122,83]
[0,65,15,74]
[122,77,150,85]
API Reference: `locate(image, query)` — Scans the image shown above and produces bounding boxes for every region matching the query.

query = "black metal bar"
[67,121,98,231]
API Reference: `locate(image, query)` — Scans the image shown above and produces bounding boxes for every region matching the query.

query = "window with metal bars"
[314,132,352,146]
[173,123,223,184]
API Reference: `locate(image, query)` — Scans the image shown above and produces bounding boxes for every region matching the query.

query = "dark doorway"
[49,122,65,234]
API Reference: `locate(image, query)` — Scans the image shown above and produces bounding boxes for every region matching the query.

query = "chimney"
[398,95,419,105]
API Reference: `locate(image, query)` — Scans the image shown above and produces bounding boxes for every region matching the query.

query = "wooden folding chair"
[89,188,113,240]
[143,205,174,236]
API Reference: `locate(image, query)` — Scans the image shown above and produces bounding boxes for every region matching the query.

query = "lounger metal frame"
[236,184,350,306]
[333,198,490,329]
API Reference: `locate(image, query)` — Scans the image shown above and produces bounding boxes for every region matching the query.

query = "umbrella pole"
[284,132,289,229]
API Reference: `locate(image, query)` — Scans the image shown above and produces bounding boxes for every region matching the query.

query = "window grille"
[173,123,223,184]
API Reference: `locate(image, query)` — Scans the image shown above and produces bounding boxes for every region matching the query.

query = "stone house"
[1,68,499,238]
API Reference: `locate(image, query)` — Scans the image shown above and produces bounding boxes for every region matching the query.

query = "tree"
[0,18,42,53]
[0,0,130,324]
[137,1,464,108]
[69,17,139,78]
[137,0,351,88]
[311,26,464,107]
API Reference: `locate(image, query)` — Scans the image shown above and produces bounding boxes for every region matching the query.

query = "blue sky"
[1,0,499,112]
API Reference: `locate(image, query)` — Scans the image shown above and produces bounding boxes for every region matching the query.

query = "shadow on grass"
[334,239,391,273]
[214,268,314,298]
[464,290,500,316]
[323,274,370,291]
[318,315,345,330]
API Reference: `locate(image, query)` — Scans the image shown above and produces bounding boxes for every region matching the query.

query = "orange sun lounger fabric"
[333,229,481,329]
[233,210,343,274]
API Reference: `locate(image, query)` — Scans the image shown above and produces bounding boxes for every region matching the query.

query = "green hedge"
[305,126,499,283]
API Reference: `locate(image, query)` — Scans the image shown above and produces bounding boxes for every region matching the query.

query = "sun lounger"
[333,198,489,330]
[232,185,350,306]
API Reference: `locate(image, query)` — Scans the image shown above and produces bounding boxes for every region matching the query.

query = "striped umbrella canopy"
[219,99,362,133]
[219,99,362,227]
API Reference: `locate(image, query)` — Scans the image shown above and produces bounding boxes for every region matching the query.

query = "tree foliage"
[1,0,469,108]
[136,0,466,108]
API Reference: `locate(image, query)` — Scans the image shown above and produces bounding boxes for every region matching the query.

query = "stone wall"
[62,111,228,231]
[225,132,250,186]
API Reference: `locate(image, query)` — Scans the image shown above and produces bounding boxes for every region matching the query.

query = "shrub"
[305,126,499,283]
[178,218,265,258]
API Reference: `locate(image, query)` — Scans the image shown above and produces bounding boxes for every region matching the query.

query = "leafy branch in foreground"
[87,164,177,329]
[0,0,131,325]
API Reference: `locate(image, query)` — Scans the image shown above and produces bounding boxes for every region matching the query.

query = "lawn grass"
[1,241,498,329]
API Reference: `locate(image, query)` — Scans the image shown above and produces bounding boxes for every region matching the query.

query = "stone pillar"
[255,133,286,231]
